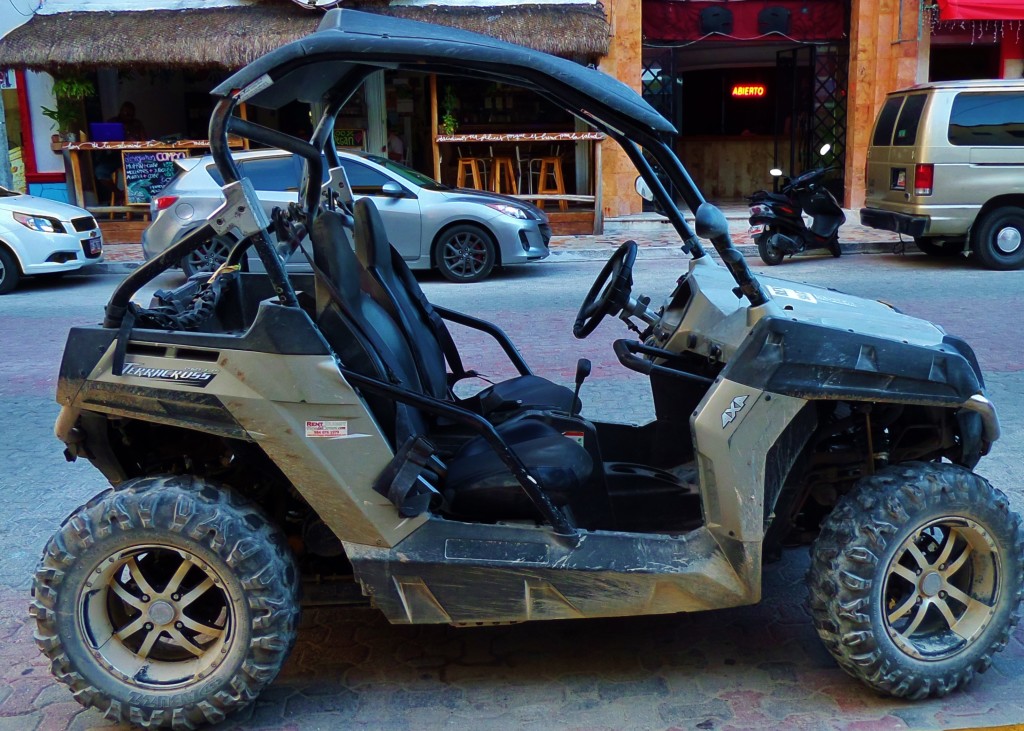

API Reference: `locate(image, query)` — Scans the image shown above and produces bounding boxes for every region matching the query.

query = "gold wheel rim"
[883,517,1000,661]
[77,543,234,689]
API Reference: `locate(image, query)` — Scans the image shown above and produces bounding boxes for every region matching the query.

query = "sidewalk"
[95,203,904,273]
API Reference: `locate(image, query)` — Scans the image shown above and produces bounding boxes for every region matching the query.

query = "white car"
[0,186,104,294]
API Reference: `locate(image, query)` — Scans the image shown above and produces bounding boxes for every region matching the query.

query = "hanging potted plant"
[41,76,95,142]
[440,85,459,136]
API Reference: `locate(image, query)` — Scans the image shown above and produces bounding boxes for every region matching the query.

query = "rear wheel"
[434,224,497,283]
[181,235,234,278]
[31,475,300,730]
[972,206,1024,270]
[756,231,784,266]
[0,245,21,294]
[808,462,1023,699]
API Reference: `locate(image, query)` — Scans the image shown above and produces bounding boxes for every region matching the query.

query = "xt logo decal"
[721,394,749,428]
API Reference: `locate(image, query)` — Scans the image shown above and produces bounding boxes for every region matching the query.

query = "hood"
[0,192,93,223]
[442,188,549,222]
[757,273,945,346]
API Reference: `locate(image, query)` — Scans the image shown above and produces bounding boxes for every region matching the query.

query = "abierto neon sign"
[731,84,766,98]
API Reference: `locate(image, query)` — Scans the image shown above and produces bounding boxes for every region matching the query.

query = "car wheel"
[756,231,784,266]
[0,245,22,295]
[181,235,234,278]
[915,238,962,257]
[434,224,497,283]
[808,462,1024,699]
[972,206,1024,270]
[31,475,300,729]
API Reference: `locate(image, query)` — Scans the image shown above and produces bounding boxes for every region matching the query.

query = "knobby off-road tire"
[808,462,1024,699]
[30,475,300,730]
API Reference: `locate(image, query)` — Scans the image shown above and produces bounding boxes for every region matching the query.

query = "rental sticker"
[305,420,349,438]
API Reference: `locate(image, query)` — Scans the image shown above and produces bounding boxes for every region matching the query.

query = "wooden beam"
[430,74,441,183]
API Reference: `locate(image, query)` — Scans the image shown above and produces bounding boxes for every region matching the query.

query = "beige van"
[860,79,1024,270]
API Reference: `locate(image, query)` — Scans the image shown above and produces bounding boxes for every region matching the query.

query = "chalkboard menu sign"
[122,150,189,204]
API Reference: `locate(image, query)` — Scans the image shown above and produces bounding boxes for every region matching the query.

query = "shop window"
[948,92,1024,147]
[679,68,775,136]
[758,7,791,35]
[699,6,733,35]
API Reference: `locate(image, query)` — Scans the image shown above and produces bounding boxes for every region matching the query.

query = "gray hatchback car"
[142,148,551,282]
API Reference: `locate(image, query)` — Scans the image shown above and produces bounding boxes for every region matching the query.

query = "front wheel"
[434,224,497,283]
[827,237,842,258]
[808,462,1024,699]
[756,231,784,266]
[972,206,1024,270]
[30,475,300,729]
[0,245,21,294]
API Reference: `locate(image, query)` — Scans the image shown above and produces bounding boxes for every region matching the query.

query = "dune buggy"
[32,9,1022,729]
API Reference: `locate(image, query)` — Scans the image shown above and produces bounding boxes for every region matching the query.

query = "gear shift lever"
[570,358,591,417]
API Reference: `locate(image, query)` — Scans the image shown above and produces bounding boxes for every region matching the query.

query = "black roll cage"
[95,9,785,539]
[105,9,769,324]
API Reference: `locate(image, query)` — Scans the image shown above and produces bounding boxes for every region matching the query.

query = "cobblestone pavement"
[1,254,1022,730]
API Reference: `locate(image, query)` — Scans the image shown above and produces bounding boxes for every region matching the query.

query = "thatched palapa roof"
[0,2,609,73]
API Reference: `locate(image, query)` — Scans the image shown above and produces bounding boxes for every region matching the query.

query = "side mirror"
[769,168,783,177]
[634,176,655,202]
[381,181,404,197]
[694,202,729,240]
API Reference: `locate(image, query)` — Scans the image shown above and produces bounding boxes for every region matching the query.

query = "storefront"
[0,0,612,236]
[640,0,849,202]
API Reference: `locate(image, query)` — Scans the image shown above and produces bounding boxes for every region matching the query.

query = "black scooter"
[747,145,846,266]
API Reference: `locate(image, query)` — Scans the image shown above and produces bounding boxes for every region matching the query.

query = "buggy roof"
[212,8,676,137]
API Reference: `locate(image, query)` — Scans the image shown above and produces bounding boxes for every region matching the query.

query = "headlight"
[13,212,66,233]
[485,203,529,220]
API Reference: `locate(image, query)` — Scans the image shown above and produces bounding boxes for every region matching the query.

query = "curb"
[86,240,900,275]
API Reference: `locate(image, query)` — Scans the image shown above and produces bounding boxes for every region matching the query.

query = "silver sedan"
[142,149,551,282]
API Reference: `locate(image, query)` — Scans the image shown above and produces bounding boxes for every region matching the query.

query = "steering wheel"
[573,241,638,339]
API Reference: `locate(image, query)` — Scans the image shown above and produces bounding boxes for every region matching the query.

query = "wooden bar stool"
[535,156,567,211]
[456,157,488,190]
[489,156,518,194]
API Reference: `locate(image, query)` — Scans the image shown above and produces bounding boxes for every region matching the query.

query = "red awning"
[938,0,1024,21]
[643,0,846,43]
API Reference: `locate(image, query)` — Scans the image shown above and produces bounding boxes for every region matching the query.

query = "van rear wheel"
[972,206,1024,270]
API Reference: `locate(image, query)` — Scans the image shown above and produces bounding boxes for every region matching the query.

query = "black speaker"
[758,7,791,35]
[700,6,734,35]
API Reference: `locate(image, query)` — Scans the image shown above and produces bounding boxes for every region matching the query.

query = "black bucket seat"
[350,198,579,420]
[308,209,595,525]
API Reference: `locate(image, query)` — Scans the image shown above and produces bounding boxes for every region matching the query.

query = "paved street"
[1,248,1023,730]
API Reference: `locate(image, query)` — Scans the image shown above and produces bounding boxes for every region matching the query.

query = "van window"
[948,92,1024,146]
[872,97,904,146]
[893,95,927,146]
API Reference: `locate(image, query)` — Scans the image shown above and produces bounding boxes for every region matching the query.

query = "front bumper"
[860,207,928,238]
[21,231,104,275]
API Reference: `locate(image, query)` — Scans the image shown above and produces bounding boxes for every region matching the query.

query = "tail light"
[155,195,179,211]
[914,164,933,196]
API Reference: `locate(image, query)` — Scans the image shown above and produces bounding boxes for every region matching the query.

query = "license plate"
[891,169,906,191]
[86,236,102,255]
[749,224,764,234]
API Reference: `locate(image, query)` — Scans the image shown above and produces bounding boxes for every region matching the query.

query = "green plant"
[440,85,458,135]
[41,75,95,135]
